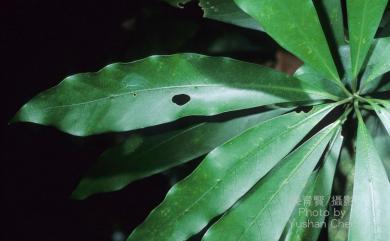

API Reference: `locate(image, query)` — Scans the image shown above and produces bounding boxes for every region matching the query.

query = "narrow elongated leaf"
[320,0,346,47]
[234,0,341,83]
[199,0,262,31]
[13,54,337,136]
[347,0,388,80]
[282,128,343,241]
[72,108,288,199]
[202,122,338,241]
[127,104,337,241]
[361,37,390,93]
[328,147,354,241]
[371,102,390,135]
[348,114,390,241]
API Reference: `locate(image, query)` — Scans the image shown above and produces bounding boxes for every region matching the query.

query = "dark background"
[2,1,278,241]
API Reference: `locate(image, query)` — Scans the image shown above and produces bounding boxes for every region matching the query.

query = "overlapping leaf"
[127,104,337,241]
[72,108,288,199]
[13,54,337,136]
[234,0,342,85]
[202,122,339,241]
[361,37,390,93]
[282,128,343,241]
[347,0,388,82]
[199,0,262,31]
[348,111,390,241]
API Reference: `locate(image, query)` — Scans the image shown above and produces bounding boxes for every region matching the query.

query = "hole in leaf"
[172,94,191,106]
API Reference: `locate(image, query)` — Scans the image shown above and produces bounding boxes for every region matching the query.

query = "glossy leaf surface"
[72,108,288,199]
[234,0,340,83]
[361,37,390,93]
[199,0,262,31]
[348,113,390,241]
[13,54,336,136]
[347,0,388,80]
[282,128,343,241]
[202,122,338,241]
[320,0,345,47]
[127,104,336,241]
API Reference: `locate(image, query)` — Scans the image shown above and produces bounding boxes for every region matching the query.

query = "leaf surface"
[127,104,337,241]
[347,0,388,80]
[348,112,390,241]
[234,0,341,84]
[202,122,338,241]
[361,37,390,93]
[199,0,262,31]
[72,108,288,199]
[13,54,336,136]
[282,128,343,241]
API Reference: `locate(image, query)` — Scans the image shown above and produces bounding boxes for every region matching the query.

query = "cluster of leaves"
[13,0,390,240]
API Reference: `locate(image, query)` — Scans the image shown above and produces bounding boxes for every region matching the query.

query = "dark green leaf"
[347,0,388,81]
[13,54,337,136]
[234,0,341,85]
[127,104,337,241]
[199,0,262,31]
[71,108,288,199]
[349,111,390,241]
[361,37,390,93]
[319,0,346,47]
[202,122,339,241]
[282,128,343,241]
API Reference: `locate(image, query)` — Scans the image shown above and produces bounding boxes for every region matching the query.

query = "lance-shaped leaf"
[234,0,341,84]
[202,122,339,241]
[320,0,346,47]
[347,0,388,81]
[199,0,262,31]
[361,37,390,93]
[348,112,390,241]
[282,128,343,241]
[72,108,288,199]
[370,101,390,135]
[127,104,337,241]
[13,54,337,136]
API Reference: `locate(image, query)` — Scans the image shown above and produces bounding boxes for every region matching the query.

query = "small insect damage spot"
[172,94,191,106]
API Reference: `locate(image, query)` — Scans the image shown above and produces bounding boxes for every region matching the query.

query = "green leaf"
[294,65,345,97]
[370,102,390,135]
[282,128,343,241]
[234,0,341,84]
[199,0,262,31]
[348,111,390,241]
[13,54,337,136]
[361,37,390,93]
[327,147,354,241]
[347,0,388,82]
[127,104,337,241]
[202,122,339,241]
[320,0,346,47]
[71,108,288,199]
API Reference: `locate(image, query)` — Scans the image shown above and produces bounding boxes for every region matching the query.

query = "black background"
[2,1,276,241]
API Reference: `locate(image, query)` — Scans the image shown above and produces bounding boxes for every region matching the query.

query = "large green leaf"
[347,0,388,83]
[127,104,337,241]
[282,128,343,241]
[371,102,390,135]
[71,108,288,199]
[202,122,339,241]
[13,54,337,136]
[199,0,262,31]
[361,37,390,93]
[234,0,341,85]
[348,110,390,241]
